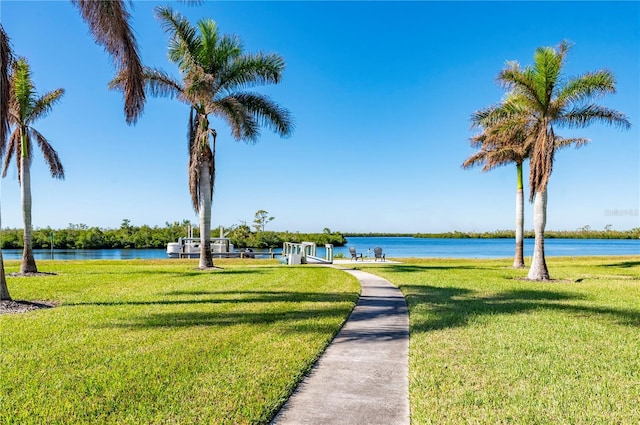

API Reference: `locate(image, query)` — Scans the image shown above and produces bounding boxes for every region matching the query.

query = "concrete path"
[271,268,410,425]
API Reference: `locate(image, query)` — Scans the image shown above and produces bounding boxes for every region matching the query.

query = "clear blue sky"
[1,1,638,233]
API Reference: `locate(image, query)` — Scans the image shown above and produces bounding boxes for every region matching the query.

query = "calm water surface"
[3,237,638,260]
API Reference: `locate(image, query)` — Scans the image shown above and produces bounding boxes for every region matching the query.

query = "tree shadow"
[601,261,640,269]
[69,290,358,335]
[404,284,640,333]
[385,264,495,273]
[79,268,270,277]
[102,305,353,334]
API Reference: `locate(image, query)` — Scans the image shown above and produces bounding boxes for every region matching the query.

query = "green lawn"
[3,256,639,424]
[0,259,360,425]
[362,256,640,424]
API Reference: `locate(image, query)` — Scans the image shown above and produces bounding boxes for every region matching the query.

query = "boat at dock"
[166,237,235,259]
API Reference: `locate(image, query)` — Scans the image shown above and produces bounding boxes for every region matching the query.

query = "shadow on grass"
[385,264,495,273]
[106,307,352,332]
[601,261,640,269]
[67,290,358,309]
[405,285,640,333]
[78,268,271,277]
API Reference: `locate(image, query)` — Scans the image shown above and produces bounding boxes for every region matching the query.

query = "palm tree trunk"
[20,140,37,274]
[514,163,525,268]
[0,221,9,300]
[527,189,549,280]
[0,248,9,300]
[0,173,10,299]
[198,160,214,269]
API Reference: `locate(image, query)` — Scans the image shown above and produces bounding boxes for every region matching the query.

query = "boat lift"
[281,242,334,265]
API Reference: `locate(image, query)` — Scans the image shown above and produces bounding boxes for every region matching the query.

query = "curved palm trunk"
[514,163,525,268]
[20,150,37,273]
[527,189,549,280]
[0,249,9,300]
[198,160,214,269]
[0,27,11,299]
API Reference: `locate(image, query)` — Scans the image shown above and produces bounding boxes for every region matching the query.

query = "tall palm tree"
[0,27,12,300]
[464,108,532,268]
[112,6,293,269]
[496,41,630,280]
[466,103,586,269]
[6,57,65,274]
[0,0,145,293]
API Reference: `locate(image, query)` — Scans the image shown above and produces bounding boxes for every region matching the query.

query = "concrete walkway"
[271,268,410,425]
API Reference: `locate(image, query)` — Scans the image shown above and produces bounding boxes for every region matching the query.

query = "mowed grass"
[0,259,360,425]
[364,256,640,424]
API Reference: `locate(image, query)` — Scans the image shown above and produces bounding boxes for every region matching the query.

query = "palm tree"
[0,26,11,300]
[0,0,145,293]
[466,103,586,269]
[112,6,293,269]
[6,57,65,274]
[496,41,630,280]
[464,108,532,268]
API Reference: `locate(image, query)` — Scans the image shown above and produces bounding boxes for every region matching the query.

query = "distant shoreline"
[346,229,639,239]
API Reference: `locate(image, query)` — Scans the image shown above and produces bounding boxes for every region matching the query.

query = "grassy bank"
[0,259,359,424]
[363,256,640,424]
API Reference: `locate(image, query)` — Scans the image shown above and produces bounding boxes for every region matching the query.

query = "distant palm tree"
[495,41,630,280]
[0,26,11,300]
[464,106,532,268]
[6,57,65,274]
[112,6,293,268]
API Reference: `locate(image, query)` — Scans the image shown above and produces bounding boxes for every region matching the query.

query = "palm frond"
[72,0,145,124]
[144,68,185,99]
[461,150,488,170]
[1,25,12,149]
[29,88,65,123]
[555,137,590,151]
[212,95,257,141]
[230,92,293,138]
[30,128,64,179]
[555,70,616,107]
[217,53,285,92]
[2,130,18,178]
[155,6,203,75]
[10,58,36,122]
[559,104,631,130]
[196,19,223,70]
[528,126,555,201]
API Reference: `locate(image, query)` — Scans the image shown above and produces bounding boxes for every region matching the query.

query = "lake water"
[2,237,638,260]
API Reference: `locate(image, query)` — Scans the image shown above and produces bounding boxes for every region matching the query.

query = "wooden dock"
[179,251,281,259]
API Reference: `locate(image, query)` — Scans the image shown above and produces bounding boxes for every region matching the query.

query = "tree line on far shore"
[0,220,348,250]
[1,221,634,251]
[414,228,639,240]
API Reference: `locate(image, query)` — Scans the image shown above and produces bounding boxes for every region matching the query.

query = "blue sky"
[1,1,638,233]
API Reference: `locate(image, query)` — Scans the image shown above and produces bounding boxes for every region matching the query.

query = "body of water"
[2,237,638,260]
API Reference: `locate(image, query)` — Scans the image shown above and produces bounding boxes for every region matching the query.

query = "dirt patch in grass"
[8,272,57,277]
[0,300,58,314]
